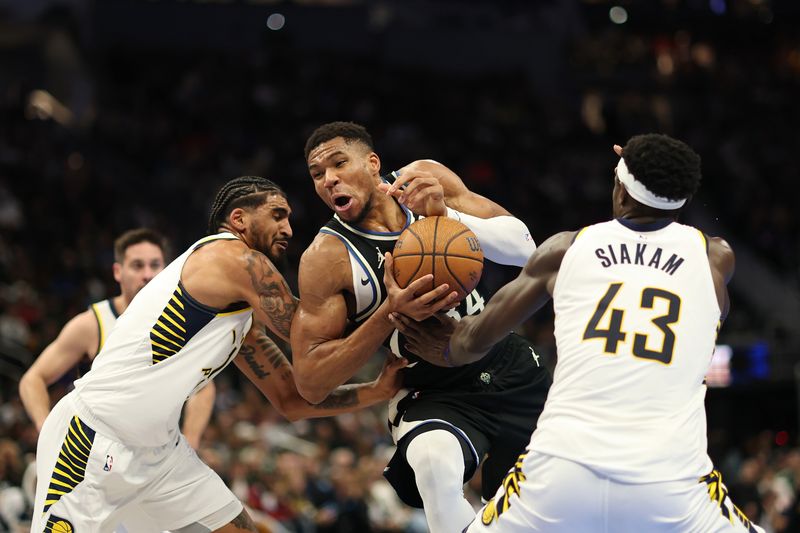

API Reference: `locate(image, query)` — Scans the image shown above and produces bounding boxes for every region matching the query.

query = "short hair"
[621,134,702,202]
[207,176,286,235]
[304,121,374,160]
[114,228,168,263]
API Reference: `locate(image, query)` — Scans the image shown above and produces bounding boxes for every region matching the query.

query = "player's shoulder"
[301,231,348,265]
[61,307,100,338]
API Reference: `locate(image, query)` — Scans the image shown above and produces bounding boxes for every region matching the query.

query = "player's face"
[115,242,165,300]
[249,194,293,262]
[307,137,381,224]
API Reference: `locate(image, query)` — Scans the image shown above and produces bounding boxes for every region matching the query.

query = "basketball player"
[19,229,215,450]
[443,134,763,532]
[30,176,409,533]
[292,122,551,533]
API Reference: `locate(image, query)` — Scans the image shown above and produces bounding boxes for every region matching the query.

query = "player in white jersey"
[19,229,215,532]
[30,176,411,533]
[440,134,763,532]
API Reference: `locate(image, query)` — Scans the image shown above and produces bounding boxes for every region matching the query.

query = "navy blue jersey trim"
[615,217,673,232]
[319,228,378,320]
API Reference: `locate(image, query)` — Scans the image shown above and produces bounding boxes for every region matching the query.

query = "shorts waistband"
[68,392,180,451]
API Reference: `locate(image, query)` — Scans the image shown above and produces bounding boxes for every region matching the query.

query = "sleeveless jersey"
[530,218,719,483]
[321,204,512,390]
[89,298,120,356]
[72,233,253,447]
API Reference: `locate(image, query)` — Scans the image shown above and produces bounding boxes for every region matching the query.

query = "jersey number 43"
[582,282,681,365]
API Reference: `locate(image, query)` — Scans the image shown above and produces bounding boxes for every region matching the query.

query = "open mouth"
[332,194,354,212]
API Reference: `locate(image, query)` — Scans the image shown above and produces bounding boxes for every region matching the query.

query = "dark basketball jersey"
[320,201,517,390]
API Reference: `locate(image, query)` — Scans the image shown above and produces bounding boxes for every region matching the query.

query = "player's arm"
[290,235,456,403]
[380,159,536,266]
[181,381,215,449]
[707,237,735,321]
[18,310,97,431]
[445,231,575,366]
[236,321,407,420]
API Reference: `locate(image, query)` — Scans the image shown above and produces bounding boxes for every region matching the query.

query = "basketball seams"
[395,226,425,287]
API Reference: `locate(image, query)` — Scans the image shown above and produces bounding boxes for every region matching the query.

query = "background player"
[18,228,215,449]
[30,176,408,533]
[292,122,550,533]
[444,134,764,532]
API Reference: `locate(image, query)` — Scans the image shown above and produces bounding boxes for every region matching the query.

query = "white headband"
[616,158,686,210]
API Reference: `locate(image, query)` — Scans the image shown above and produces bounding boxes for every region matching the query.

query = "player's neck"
[113,294,129,315]
[354,193,408,233]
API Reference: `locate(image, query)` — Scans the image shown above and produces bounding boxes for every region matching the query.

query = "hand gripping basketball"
[383,252,459,321]
[392,216,484,302]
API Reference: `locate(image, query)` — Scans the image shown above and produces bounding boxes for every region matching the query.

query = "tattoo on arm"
[239,344,269,379]
[230,509,258,532]
[254,328,289,371]
[245,251,298,338]
[313,385,359,410]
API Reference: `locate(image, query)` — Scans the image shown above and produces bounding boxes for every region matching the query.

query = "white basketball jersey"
[530,219,720,483]
[72,233,253,447]
[89,298,120,356]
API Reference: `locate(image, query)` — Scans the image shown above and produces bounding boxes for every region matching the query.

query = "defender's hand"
[383,253,459,321]
[371,354,409,400]
[388,312,457,366]
[378,168,447,216]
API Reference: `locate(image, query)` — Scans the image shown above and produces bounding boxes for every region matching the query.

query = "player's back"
[531,218,719,483]
[71,233,253,447]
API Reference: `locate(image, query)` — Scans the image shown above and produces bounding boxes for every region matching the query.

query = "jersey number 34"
[582,282,681,365]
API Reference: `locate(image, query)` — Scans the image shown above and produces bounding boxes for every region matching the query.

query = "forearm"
[446,208,536,267]
[283,381,386,421]
[18,373,51,432]
[181,382,215,449]
[295,304,394,403]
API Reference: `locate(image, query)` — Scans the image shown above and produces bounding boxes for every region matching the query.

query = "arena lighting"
[709,0,726,15]
[25,90,73,126]
[267,13,286,30]
[609,6,628,24]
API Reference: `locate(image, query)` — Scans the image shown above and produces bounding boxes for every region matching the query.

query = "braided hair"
[207,176,286,234]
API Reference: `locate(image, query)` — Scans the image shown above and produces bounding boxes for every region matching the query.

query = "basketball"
[392,216,484,301]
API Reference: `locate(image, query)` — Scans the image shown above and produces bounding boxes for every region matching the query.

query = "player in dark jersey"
[291,122,552,533]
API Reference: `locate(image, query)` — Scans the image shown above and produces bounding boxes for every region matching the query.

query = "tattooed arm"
[235,322,407,421]
[240,249,298,342]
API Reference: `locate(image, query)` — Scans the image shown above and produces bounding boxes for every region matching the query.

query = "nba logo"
[104,455,114,472]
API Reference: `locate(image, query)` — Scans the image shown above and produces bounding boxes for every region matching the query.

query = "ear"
[112,262,122,283]
[228,207,248,232]
[367,151,381,176]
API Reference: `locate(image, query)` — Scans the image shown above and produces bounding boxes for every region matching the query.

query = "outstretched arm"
[236,321,407,420]
[380,159,536,266]
[19,310,97,431]
[447,231,575,366]
[181,382,215,449]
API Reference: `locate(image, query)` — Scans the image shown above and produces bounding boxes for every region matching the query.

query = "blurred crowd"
[1,1,800,531]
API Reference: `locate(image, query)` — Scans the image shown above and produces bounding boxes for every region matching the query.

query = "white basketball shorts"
[466,451,764,533]
[30,393,242,533]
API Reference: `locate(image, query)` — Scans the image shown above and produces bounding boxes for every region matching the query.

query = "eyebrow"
[308,150,347,169]
[272,207,290,216]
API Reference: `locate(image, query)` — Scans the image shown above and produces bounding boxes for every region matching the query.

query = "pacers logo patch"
[481,452,527,525]
[44,515,74,533]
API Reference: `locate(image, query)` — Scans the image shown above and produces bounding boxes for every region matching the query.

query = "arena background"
[0,0,799,531]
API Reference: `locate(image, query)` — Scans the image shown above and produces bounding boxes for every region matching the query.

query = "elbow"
[295,382,328,406]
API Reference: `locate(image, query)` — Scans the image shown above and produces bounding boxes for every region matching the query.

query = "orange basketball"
[392,216,484,301]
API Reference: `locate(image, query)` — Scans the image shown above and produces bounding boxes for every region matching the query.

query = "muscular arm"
[181,381,215,449]
[289,235,395,404]
[707,237,735,320]
[18,310,97,431]
[448,231,575,366]
[385,160,537,266]
[236,321,400,420]
[181,240,298,342]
